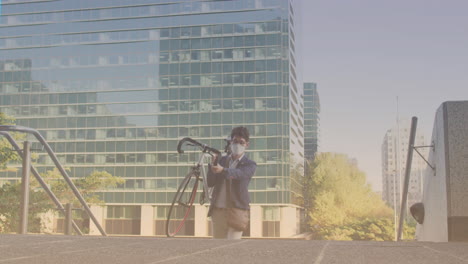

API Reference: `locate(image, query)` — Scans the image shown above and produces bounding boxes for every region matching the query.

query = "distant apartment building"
[0,0,304,237]
[303,82,320,161]
[381,120,427,213]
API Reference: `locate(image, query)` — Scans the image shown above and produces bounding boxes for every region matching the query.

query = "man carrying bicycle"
[207,126,257,239]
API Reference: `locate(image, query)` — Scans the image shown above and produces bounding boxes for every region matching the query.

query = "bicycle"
[165,137,224,237]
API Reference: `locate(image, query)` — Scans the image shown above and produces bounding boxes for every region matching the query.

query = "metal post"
[64,203,72,235]
[19,141,31,234]
[397,117,417,241]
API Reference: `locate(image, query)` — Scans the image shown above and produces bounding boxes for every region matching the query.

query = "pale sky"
[300,0,468,191]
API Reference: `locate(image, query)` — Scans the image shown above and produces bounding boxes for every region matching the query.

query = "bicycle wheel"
[166,170,199,237]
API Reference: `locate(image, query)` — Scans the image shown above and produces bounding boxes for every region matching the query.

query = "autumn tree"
[304,152,394,241]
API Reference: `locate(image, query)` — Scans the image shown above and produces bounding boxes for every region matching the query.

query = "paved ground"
[1,234,467,264]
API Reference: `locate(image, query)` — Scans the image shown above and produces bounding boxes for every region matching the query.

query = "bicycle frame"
[194,151,214,203]
[166,137,222,237]
[176,137,221,204]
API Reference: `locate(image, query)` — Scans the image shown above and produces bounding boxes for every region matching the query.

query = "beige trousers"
[211,208,243,239]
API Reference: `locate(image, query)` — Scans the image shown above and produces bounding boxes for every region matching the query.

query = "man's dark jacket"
[207,154,256,217]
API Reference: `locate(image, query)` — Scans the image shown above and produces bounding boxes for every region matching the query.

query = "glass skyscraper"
[303,82,320,161]
[0,0,303,237]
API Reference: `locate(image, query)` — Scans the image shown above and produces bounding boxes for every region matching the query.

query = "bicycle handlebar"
[177,137,221,166]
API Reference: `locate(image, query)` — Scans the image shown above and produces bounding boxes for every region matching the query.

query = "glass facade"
[303,82,320,161]
[0,0,303,235]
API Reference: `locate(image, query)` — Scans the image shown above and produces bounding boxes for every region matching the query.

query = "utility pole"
[394,96,400,241]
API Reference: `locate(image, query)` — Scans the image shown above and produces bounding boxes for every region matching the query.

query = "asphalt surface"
[0,234,467,264]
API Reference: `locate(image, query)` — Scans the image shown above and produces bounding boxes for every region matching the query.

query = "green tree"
[0,112,45,233]
[304,153,394,240]
[38,168,125,207]
[0,182,52,233]
[403,218,416,240]
[0,169,124,233]
[317,218,394,241]
[0,113,20,169]
[1,112,124,233]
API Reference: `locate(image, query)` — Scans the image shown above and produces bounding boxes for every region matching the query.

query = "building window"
[154,206,194,236]
[262,206,280,237]
[105,206,141,235]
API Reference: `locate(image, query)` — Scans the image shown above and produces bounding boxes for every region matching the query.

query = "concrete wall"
[445,101,468,241]
[85,204,287,238]
[89,205,105,236]
[140,205,154,236]
[249,205,262,238]
[194,205,208,237]
[417,101,468,242]
[280,206,297,237]
[416,104,448,242]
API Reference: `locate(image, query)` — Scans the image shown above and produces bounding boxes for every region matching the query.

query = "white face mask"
[230,143,245,156]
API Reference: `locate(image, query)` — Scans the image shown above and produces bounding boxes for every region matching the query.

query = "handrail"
[0,131,83,235]
[0,125,106,236]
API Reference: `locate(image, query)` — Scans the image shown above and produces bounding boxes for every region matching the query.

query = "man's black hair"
[231,126,250,142]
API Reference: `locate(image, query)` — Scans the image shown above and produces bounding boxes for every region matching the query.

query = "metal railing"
[0,125,106,236]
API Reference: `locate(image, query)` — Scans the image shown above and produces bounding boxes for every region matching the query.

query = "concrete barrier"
[416,101,468,242]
